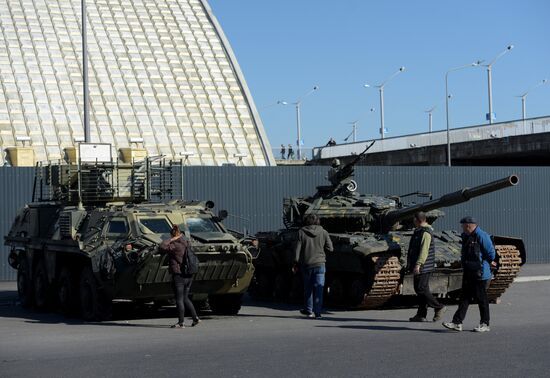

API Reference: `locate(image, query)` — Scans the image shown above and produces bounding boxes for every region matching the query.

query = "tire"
[209,294,243,315]
[348,278,367,307]
[253,270,274,299]
[58,267,79,316]
[17,255,33,308]
[33,260,53,310]
[273,271,292,300]
[79,266,112,321]
[325,276,345,306]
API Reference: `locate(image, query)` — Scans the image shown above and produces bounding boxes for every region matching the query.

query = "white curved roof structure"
[0,0,274,166]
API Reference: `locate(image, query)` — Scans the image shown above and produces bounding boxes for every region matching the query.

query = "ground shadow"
[316,324,449,333]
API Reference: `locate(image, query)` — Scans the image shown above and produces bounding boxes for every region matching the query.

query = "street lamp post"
[519,79,547,121]
[365,66,405,139]
[293,86,319,159]
[344,108,374,143]
[82,0,90,142]
[425,106,437,133]
[484,44,514,124]
[519,79,548,132]
[445,61,481,167]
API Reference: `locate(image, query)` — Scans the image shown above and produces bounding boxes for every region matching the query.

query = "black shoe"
[192,319,201,327]
[300,309,313,316]
[315,314,322,319]
[170,323,185,329]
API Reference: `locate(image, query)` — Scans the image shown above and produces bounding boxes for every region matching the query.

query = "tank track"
[360,254,401,309]
[487,245,522,302]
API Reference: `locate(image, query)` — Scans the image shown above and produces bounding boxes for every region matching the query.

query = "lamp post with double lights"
[365,66,405,139]
[445,61,482,167]
[292,86,319,159]
[484,44,514,124]
[518,79,547,121]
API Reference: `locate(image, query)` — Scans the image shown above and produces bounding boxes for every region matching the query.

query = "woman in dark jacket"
[160,225,200,329]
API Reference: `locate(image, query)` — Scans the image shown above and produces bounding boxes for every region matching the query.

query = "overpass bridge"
[311,116,550,166]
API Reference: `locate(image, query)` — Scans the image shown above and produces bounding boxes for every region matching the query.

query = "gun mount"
[316,140,375,199]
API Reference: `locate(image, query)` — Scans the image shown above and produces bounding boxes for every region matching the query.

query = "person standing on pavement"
[280,144,286,160]
[293,214,333,318]
[443,216,496,332]
[160,225,201,329]
[407,212,446,322]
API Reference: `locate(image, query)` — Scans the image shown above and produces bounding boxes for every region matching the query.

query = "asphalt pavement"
[0,265,549,378]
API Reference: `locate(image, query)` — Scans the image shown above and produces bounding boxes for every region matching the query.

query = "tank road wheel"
[58,267,79,316]
[33,260,53,310]
[79,266,112,321]
[274,271,292,300]
[17,255,33,308]
[209,294,243,315]
[348,278,367,307]
[254,271,274,299]
[325,276,345,306]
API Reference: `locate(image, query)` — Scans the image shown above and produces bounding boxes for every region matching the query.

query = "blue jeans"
[302,264,326,316]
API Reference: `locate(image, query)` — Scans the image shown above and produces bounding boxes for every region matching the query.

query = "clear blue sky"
[208,0,550,150]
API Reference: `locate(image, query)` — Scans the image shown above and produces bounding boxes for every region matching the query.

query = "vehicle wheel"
[34,260,53,309]
[209,294,243,315]
[255,271,274,299]
[17,255,33,308]
[348,278,366,307]
[325,276,345,306]
[58,267,79,316]
[273,271,292,300]
[79,266,112,321]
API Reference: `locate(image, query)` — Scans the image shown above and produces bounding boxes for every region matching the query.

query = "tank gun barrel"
[382,175,519,230]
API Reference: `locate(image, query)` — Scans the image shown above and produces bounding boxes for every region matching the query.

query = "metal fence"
[1,165,548,280]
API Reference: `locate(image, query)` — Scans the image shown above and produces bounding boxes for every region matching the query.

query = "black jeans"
[413,272,444,317]
[452,274,490,325]
[172,274,198,325]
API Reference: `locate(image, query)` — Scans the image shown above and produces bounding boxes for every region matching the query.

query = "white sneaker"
[473,323,490,332]
[442,322,463,332]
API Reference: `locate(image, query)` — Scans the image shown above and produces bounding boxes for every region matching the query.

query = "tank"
[5,159,257,320]
[250,146,525,308]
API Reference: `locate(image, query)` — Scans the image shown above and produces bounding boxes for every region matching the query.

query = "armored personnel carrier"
[5,158,256,320]
[251,146,525,308]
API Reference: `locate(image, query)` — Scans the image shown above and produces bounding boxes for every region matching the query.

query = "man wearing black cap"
[443,216,496,332]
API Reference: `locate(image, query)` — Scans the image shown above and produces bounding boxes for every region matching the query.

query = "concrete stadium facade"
[0,0,274,166]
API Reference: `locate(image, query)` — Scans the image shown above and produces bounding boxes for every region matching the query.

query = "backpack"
[462,234,482,278]
[181,244,199,275]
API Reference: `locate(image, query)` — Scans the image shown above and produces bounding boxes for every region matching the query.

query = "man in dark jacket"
[407,212,446,322]
[293,214,333,318]
[160,225,200,329]
[443,216,496,332]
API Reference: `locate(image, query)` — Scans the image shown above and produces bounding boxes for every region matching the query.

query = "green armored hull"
[5,160,256,320]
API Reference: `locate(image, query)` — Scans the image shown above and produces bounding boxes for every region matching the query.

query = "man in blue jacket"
[443,216,496,332]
